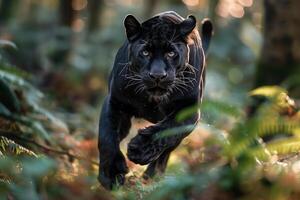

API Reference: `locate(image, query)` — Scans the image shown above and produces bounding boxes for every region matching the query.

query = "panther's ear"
[179,15,197,36]
[124,14,141,42]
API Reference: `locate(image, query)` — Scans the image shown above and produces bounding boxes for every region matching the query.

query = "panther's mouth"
[146,87,168,96]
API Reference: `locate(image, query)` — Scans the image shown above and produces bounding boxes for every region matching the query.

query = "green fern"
[266,137,300,155]
[0,64,30,79]
[176,99,242,122]
[249,86,287,99]
[0,40,17,49]
[0,136,37,157]
[248,137,300,160]
[227,116,299,156]
[224,86,299,158]
[0,68,64,141]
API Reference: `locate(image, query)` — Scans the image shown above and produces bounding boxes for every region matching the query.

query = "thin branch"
[0,131,99,166]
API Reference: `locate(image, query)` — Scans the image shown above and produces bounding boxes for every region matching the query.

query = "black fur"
[98,11,213,190]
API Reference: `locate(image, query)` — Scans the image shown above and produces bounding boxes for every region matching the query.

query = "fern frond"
[0,136,37,157]
[249,137,300,159]
[176,99,242,122]
[266,138,300,155]
[0,40,17,49]
[0,69,43,100]
[0,64,30,78]
[249,86,287,99]
[227,116,299,157]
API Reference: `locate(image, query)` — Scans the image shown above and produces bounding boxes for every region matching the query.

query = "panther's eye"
[142,50,150,56]
[167,51,176,58]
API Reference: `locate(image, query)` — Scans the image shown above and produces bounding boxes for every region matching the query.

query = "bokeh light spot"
[228,67,244,84]
[72,18,85,32]
[72,0,88,11]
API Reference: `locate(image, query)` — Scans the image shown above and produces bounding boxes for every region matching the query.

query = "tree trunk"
[59,0,75,27]
[144,0,159,19]
[87,0,103,33]
[0,0,18,25]
[254,0,300,93]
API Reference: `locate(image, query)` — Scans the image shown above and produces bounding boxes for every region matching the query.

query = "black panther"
[98,11,213,190]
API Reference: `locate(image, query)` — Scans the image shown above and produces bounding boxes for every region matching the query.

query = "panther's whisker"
[180,77,197,86]
[176,72,197,85]
[118,62,131,76]
[140,40,148,45]
[124,73,143,80]
[136,87,145,94]
[177,82,193,90]
[125,77,142,81]
[124,76,142,86]
[178,75,196,80]
[181,77,197,83]
[135,83,146,94]
[168,30,176,43]
[178,71,196,76]
[174,78,190,94]
[175,78,193,90]
[172,84,184,95]
[176,83,189,92]
[125,80,143,88]
[186,63,198,72]
[176,71,196,80]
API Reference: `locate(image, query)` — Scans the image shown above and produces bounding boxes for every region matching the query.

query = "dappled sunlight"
[72,18,85,32]
[217,0,253,18]
[72,0,88,11]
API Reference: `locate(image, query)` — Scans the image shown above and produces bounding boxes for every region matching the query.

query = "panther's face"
[123,13,197,101]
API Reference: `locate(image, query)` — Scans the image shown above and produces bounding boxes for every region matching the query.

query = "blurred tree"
[255,0,300,95]
[58,0,76,66]
[144,0,159,18]
[208,0,219,22]
[87,0,103,33]
[60,0,75,27]
[0,0,19,25]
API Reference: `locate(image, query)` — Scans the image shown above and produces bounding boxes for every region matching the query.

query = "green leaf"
[249,86,287,99]
[0,78,21,112]
[0,136,37,157]
[154,124,195,140]
[0,102,11,116]
[176,104,200,122]
[22,157,55,178]
[0,40,17,50]
[176,100,242,122]
[267,138,300,155]
[0,69,43,99]
[0,64,31,79]
[30,122,50,141]
[202,100,242,118]
[3,114,51,142]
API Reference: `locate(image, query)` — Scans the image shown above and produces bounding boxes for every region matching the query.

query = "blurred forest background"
[0,0,299,199]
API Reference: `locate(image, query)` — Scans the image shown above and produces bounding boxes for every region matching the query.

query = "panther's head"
[123,12,199,102]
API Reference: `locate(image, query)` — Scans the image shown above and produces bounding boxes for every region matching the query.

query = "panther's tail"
[201,19,213,55]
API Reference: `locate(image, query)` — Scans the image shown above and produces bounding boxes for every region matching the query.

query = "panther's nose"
[149,72,167,81]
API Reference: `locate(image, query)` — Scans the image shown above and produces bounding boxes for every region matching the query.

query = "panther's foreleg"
[127,112,199,166]
[142,146,176,179]
[98,97,132,190]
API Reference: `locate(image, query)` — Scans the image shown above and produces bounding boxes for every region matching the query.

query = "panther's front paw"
[98,152,128,190]
[127,128,167,165]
